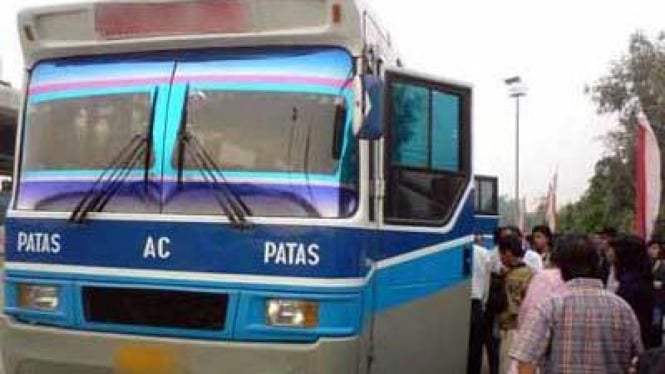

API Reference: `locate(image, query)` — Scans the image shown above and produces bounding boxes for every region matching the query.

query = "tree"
[559,32,665,235]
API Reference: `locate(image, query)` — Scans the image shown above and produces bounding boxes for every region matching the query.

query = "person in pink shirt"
[508,246,566,374]
[518,266,566,328]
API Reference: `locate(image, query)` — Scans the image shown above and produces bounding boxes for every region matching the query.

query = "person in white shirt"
[488,235,543,274]
[522,247,543,273]
[468,237,491,374]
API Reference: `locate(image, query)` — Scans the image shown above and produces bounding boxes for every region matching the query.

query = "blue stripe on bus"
[4,216,473,278]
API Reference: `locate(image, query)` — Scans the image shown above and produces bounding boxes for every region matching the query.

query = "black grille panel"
[83,287,228,330]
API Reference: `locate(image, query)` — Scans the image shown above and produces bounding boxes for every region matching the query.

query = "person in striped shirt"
[510,234,643,374]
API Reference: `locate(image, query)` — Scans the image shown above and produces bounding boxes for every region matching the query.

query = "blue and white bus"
[2,1,476,373]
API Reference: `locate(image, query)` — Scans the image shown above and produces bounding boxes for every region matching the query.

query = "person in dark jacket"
[613,235,656,348]
[647,239,665,347]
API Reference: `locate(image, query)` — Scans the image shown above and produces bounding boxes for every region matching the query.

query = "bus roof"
[18,0,399,67]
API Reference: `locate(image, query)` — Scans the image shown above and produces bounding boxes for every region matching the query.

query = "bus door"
[369,69,473,374]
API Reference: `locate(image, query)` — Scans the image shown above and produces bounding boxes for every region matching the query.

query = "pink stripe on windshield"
[29,77,172,95]
[174,74,350,87]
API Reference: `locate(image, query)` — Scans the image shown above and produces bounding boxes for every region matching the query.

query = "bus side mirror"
[332,99,347,159]
[356,75,383,140]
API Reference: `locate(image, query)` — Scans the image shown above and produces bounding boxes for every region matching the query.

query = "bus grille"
[82,287,228,330]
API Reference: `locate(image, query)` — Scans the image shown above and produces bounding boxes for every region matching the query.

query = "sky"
[0,0,663,209]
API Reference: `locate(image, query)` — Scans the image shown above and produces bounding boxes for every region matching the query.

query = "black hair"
[611,234,652,281]
[497,234,525,258]
[532,225,552,241]
[494,226,516,245]
[599,226,618,238]
[505,225,523,238]
[549,234,563,268]
[556,234,601,281]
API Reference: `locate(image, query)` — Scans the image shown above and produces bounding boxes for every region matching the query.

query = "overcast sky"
[1,0,663,208]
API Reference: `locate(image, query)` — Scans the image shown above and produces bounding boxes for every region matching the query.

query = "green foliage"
[559,32,665,235]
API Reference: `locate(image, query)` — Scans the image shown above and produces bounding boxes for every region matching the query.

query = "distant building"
[0,82,19,175]
[0,82,19,224]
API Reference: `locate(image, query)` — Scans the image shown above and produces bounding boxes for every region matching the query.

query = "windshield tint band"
[16,181,357,218]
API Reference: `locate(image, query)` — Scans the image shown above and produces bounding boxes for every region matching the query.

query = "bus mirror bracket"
[355,74,383,140]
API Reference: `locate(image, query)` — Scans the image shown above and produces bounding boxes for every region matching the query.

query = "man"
[490,226,543,273]
[510,234,643,374]
[531,225,553,268]
[497,234,534,374]
[467,239,490,374]
[485,226,539,374]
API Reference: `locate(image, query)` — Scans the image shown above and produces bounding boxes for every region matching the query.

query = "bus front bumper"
[0,316,363,374]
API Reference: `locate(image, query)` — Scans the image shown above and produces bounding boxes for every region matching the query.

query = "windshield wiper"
[69,134,147,223]
[175,87,251,229]
[70,91,158,223]
[176,129,252,229]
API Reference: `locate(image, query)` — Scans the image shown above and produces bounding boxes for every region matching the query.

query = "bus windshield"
[15,47,358,219]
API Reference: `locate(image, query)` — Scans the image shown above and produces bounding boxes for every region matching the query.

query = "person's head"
[598,226,617,246]
[647,239,663,261]
[498,233,525,268]
[556,234,601,281]
[611,234,651,279]
[494,226,516,246]
[531,225,552,252]
[506,225,524,239]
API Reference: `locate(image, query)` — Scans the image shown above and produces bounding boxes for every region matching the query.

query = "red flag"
[636,112,661,239]
[545,171,558,232]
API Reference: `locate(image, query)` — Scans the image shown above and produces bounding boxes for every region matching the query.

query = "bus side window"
[384,73,470,225]
[474,176,498,215]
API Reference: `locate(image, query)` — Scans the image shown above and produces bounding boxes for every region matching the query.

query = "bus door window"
[384,72,471,225]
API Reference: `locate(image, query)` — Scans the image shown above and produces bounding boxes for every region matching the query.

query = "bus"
[2,1,476,373]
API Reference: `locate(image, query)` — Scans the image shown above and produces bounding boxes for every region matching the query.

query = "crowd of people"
[468,225,665,374]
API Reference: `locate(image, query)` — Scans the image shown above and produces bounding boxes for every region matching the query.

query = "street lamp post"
[505,76,527,226]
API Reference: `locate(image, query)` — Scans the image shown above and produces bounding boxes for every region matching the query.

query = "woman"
[613,235,656,348]
[648,239,665,347]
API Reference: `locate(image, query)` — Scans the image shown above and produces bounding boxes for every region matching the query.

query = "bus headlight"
[266,299,318,328]
[17,284,60,311]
